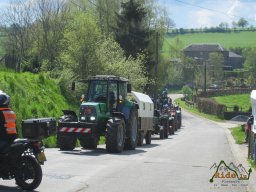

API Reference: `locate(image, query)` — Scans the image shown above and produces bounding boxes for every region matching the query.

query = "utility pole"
[154,32,159,107]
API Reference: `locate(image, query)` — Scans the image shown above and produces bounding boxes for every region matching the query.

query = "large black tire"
[173,117,178,131]
[169,120,175,135]
[124,109,138,150]
[160,129,164,139]
[145,131,151,144]
[58,135,76,151]
[15,156,42,191]
[163,119,169,139]
[79,137,98,149]
[137,131,144,146]
[106,119,126,153]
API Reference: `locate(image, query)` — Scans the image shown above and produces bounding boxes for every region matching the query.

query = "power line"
[174,0,255,22]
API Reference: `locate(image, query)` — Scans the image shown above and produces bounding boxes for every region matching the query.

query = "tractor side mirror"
[71,81,75,91]
[127,84,132,93]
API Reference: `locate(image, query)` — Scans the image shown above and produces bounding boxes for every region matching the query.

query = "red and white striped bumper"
[59,127,92,134]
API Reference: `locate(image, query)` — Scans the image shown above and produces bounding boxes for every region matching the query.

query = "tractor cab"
[85,75,130,112]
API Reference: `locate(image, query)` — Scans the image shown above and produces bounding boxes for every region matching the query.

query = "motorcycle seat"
[0,143,25,155]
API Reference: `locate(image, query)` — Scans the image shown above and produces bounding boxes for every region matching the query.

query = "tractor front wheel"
[58,135,76,151]
[106,119,126,153]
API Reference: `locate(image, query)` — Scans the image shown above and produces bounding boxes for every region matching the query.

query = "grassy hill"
[0,70,78,147]
[163,31,256,57]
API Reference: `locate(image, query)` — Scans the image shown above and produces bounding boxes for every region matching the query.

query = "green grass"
[0,71,78,147]
[175,98,223,122]
[212,94,251,112]
[248,159,256,169]
[163,31,256,57]
[168,88,182,94]
[230,126,246,144]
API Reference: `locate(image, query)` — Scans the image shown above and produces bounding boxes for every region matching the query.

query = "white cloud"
[189,10,215,28]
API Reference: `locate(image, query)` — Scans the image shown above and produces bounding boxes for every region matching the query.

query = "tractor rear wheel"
[79,137,98,149]
[124,109,138,150]
[163,119,169,139]
[160,129,164,139]
[58,135,76,151]
[137,131,144,146]
[106,119,126,153]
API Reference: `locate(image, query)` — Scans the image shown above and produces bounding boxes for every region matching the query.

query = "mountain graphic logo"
[209,160,252,183]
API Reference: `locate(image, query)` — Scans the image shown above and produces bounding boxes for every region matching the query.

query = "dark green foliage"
[114,0,149,59]
[233,105,239,112]
[182,85,193,101]
[197,97,226,118]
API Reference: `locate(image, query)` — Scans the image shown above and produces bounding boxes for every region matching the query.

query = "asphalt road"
[0,97,239,192]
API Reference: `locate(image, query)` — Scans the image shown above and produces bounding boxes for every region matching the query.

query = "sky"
[159,0,256,28]
[0,0,256,29]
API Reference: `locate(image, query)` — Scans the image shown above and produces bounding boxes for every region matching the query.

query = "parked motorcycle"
[0,138,46,190]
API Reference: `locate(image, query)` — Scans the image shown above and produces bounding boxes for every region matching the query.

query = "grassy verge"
[230,126,245,144]
[175,98,223,122]
[212,94,251,112]
[248,159,256,169]
[0,71,78,148]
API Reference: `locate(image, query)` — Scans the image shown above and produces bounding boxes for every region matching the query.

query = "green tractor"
[57,75,139,153]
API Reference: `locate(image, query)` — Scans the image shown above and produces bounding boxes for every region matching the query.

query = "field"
[163,31,256,57]
[212,94,251,112]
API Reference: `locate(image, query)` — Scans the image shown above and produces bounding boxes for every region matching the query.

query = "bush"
[233,105,239,112]
[182,85,193,101]
[197,97,226,118]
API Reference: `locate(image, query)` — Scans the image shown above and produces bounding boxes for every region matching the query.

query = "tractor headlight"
[81,116,86,121]
[90,116,96,121]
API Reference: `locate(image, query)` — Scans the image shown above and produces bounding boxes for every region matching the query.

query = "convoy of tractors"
[0,75,182,190]
[57,75,182,153]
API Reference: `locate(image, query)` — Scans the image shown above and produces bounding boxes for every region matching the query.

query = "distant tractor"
[57,75,139,153]
[153,109,169,139]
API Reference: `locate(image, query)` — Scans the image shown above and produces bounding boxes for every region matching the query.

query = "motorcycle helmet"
[0,91,10,107]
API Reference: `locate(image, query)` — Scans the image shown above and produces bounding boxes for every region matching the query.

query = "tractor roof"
[87,75,129,82]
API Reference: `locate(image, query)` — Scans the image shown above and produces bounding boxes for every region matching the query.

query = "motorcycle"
[0,138,46,190]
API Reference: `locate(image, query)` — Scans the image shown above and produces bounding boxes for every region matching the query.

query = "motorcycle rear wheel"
[15,156,42,190]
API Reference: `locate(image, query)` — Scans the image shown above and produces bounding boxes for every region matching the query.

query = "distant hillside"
[163,31,256,57]
[0,71,77,145]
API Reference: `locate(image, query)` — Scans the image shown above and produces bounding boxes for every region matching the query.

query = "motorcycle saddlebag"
[22,117,56,139]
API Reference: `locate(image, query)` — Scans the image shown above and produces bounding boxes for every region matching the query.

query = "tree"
[94,0,122,34]
[244,48,256,87]
[237,17,248,28]
[219,22,228,31]
[208,52,224,84]
[2,0,69,72]
[114,0,149,59]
